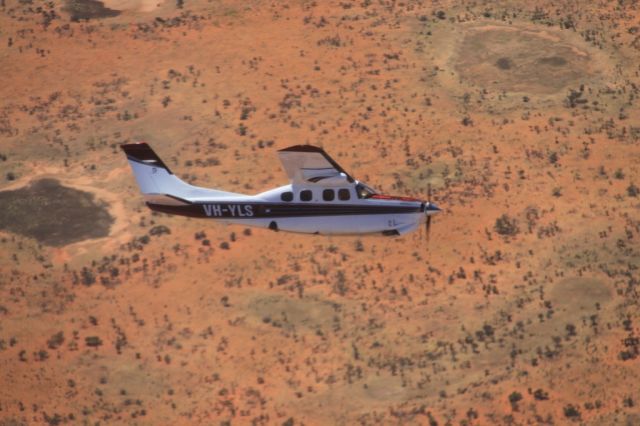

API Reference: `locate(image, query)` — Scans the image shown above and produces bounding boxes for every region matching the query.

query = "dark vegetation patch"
[63,0,120,22]
[0,178,113,246]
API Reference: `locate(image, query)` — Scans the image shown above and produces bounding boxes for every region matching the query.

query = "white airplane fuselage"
[122,143,440,236]
[146,185,428,235]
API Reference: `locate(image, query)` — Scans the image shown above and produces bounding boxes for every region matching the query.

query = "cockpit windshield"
[355,182,377,199]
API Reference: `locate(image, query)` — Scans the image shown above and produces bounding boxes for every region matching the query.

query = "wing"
[278,145,354,184]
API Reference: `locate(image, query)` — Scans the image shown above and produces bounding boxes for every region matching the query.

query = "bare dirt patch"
[248,293,341,333]
[101,0,164,12]
[0,178,113,246]
[549,277,611,312]
[453,25,595,95]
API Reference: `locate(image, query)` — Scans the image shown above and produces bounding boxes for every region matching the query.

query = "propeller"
[426,183,432,241]
[422,183,442,242]
[418,183,440,243]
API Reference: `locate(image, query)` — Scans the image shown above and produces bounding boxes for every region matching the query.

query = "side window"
[281,191,293,202]
[300,189,313,202]
[338,188,351,201]
[322,189,335,201]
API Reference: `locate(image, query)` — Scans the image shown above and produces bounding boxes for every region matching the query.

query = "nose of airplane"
[424,202,441,215]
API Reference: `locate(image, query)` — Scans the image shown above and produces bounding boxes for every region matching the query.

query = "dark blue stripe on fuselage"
[146,201,422,219]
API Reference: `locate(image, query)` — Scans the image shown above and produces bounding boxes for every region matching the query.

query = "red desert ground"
[1,0,639,424]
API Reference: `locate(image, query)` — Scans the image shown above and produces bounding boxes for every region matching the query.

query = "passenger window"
[338,188,350,201]
[322,189,335,201]
[300,190,313,202]
[281,191,293,202]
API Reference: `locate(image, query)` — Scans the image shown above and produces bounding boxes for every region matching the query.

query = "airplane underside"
[146,200,421,235]
[214,215,421,236]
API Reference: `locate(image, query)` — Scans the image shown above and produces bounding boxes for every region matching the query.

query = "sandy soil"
[1,0,639,424]
[101,0,164,13]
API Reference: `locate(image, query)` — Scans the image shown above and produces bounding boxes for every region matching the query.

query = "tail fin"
[121,143,243,201]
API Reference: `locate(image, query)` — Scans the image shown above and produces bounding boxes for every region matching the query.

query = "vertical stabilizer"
[121,142,244,200]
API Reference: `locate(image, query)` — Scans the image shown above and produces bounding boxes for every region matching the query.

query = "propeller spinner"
[422,184,441,241]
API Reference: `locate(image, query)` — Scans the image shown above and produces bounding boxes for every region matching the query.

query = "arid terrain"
[1,0,639,424]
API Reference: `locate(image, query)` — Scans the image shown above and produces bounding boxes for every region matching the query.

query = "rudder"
[121,142,174,195]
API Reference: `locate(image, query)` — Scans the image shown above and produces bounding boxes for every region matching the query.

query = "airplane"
[121,143,441,236]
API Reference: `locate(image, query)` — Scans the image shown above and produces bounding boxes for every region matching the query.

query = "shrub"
[533,389,549,400]
[509,391,522,404]
[494,214,519,236]
[85,336,103,347]
[47,332,65,350]
[563,404,580,419]
[149,225,171,236]
[81,267,96,286]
